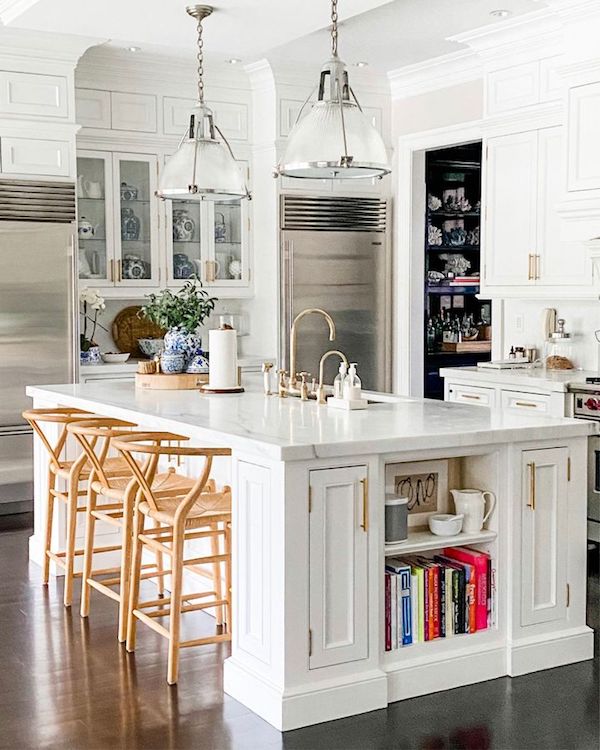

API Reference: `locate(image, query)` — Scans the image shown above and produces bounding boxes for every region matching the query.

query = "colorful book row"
[384,546,495,650]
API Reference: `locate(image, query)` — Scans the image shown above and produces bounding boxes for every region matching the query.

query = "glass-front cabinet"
[77,150,159,288]
[113,153,159,287]
[76,151,113,285]
[165,197,249,289]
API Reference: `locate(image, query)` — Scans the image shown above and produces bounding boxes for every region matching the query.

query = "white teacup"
[450,488,496,534]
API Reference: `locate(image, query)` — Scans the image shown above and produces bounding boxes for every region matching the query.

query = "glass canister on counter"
[544,318,576,370]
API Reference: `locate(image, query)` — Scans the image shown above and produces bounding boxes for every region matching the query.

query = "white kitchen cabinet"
[483,126,592,294]
[111,92,157,133]
[486,62,540,116]
[520,447,569,627]
[566,82,600,193]
[77,150,114,286]
[483,131,538,287]
[76,89,111,129]
[308,465,369,669]
[446,382,496,408]
[0,71,69,119]
[0,136,71,177]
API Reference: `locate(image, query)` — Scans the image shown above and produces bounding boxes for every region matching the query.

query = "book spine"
[487,557,492,628]
[445,568,454,638]
[410,573,418,644]
[452,569,459,635]
[385,573,391,651]
[417,569,425,642]
[423,568,430,641]
[457,570,466,634]
[428,567,435,640]
[391,573,397,649]
[438,565,446,638]
[399,568,412,646]
[467,578,476,634]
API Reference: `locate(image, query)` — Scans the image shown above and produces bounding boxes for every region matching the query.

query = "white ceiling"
[268,0,546,72]
[1,0,547,71]
[0,0,394,60]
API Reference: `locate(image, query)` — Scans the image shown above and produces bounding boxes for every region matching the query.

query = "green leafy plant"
[139,278,217,333]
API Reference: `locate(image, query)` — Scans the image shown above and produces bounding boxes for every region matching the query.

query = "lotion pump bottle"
[334,362,347,399]
[343,363,362,401]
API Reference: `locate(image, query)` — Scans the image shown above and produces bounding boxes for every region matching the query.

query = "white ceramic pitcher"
[450,489,496,534]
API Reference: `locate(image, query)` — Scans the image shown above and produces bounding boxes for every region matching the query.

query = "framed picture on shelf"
[385,459,449,528]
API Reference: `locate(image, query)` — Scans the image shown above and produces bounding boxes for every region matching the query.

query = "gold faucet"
[289,308,336,391]
[317,350,349,404]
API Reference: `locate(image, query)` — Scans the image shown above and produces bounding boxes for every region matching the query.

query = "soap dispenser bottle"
[343,363,362,401]
[334,362,347,399]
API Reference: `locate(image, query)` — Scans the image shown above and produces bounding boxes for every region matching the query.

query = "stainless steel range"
[572,381,600,543]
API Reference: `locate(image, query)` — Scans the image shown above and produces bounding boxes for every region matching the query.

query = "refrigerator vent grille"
[282,195,387,232]
[0,179,76,223]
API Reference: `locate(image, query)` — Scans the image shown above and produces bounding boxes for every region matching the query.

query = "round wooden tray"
[112,306,165,357]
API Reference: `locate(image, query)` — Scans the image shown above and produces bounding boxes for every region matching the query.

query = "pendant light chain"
[331,0,338,57]
[196,13,205,104]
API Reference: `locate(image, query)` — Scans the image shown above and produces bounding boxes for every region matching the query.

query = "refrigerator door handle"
[68,231,79,384]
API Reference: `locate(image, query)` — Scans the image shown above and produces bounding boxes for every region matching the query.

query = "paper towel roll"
[208,328,238,389]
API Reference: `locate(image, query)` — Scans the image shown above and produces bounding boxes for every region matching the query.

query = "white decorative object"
[428,194,442,211]
[428,513,464,536]
[207,326,238,389]
[450,488,496,533]
[428,225,442,246]
[327,396,367,410]
[385,459,449,528]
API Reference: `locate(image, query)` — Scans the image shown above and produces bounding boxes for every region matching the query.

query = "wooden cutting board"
[135,372,209,390]
[111,305,165,357]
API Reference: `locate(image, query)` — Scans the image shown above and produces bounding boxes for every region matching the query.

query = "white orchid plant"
[80,288,108,352]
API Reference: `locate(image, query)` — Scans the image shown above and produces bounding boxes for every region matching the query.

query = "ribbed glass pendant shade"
[279,99,389,179]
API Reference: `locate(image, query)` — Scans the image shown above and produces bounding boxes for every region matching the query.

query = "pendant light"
[275,0,390,180]
[157,5,250,201]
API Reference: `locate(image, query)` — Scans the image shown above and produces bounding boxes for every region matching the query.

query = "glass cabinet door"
[207,198,248,285]
[113,153,159,286]
[76,151,113,285]
[166,198,204,285]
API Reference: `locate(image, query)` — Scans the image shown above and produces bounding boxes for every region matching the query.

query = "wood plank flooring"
[0,521,597,750]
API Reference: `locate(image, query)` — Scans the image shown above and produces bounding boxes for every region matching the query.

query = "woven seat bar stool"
[114,432,232,685]
[21,407,130,607]
[67,420,197,643]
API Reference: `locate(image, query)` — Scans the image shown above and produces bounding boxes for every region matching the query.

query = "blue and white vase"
[80,345,101,366]
[186,352,209,374]
[160,352,185,374]
[163,327,202,367]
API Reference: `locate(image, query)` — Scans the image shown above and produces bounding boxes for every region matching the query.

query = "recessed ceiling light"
[354,61,368,68]
[127,46,141,53]
[226,58,242,65]
[490,9,511,18]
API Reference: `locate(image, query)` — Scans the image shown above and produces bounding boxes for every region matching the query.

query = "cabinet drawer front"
[111,92,157,132]
[309,465,368,669]
[501,390,550,413]
[447,383,495,408]
[486,62,540,115]
[0,137,70,176]
[0,71,68,118]
[76,88,111,129]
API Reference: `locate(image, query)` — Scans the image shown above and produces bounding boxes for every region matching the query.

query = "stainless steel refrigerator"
[0,179,77,514]
[280,194,392,392]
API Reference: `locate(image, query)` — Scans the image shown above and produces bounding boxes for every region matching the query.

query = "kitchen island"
[26,380,596,731]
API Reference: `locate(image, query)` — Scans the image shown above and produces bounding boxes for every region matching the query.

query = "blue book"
[387,558,413,646]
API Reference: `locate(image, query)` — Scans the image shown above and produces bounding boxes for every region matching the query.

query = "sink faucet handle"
[277,369,288,398]
[298,372,310,401]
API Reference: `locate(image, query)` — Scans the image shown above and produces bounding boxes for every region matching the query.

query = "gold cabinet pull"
[527,462,536,510]
[462,394,481,400]
[117,259,122,282]
[536,254,541,280]
[360,476,368,532]
[205,260,216,283]
[109,258,114,282]
[515,401,537,408]
[528,254,533,281]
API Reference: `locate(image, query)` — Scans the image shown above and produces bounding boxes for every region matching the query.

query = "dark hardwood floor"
[0,520,597,750]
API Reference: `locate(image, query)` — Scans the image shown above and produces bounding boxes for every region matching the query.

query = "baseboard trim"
[508,627,595,676]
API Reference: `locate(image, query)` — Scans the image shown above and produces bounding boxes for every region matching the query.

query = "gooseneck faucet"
[289,308,336,389]
[317,350,349,404]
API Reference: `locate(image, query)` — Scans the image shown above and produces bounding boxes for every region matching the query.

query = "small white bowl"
[101,352,131,364]
[428,513,464,537]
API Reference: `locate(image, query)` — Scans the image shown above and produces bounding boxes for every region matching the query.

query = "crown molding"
[0,25,104,68]
[388,49,482,100]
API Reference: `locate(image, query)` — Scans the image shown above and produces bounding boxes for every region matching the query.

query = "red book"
[427,567,435,640]
[385,573,391,651]
[443,547,490,631]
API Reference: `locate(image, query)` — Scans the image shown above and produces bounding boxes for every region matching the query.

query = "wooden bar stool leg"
[126,508,145,652]
[63,472,81,608]
[155,523,165,598]
[167,527,185,685]
[225,521,232,633]
[118,485,136,643]
[210,522,224,628]
[80,485,98,618]
[43,467,56,585]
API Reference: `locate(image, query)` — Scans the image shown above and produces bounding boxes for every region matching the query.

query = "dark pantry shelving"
[424,142,492,400]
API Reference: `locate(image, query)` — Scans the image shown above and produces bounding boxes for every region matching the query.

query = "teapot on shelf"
[120,181,138,201]
[78,217,99,238]
[172,209,195,242]
[121,254,148,280]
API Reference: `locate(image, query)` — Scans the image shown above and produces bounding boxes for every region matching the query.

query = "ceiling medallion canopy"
[157,4,250,202]
[274,0,391,181]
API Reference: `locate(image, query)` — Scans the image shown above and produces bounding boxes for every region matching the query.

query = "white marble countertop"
[440,366,598,393]
[26,378,596,461]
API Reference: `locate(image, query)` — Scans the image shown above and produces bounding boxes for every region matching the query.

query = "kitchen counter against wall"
[440,366,597,393]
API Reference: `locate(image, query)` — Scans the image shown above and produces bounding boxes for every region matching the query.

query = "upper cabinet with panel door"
[482,126,594,298]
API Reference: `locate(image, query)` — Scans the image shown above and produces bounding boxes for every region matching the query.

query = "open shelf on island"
[385,528,497,557]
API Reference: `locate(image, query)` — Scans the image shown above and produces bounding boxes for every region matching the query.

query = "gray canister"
[385,495,409,544]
